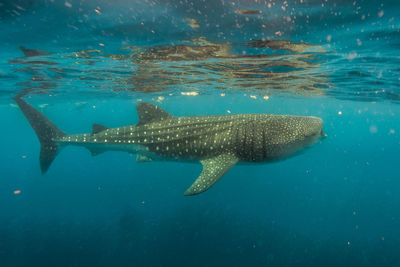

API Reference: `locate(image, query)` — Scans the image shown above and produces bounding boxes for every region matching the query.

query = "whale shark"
[14,96,325,196]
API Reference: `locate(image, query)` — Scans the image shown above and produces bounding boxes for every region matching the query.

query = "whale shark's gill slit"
[250,121,255,160]
[262,127,266,160]
[234,126,240,157]
[243,123,248,155]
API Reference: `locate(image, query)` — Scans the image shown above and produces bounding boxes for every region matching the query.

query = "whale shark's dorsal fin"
[92,124,108,134]
[184,153,239,196]
[137,103,174,125]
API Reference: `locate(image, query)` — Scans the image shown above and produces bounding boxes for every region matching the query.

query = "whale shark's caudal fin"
[14,95,66,173]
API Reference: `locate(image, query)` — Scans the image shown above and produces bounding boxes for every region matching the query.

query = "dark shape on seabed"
[14,96,325,196]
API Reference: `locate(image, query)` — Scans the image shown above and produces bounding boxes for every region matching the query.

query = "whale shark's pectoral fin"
[184,153,238,196]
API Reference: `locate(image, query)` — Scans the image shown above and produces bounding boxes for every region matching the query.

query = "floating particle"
[64,2,72,8]
[378,10,384,17]
[275,31,282,36]
[227,110,231,114]
[186,18,200,29]
[156,96,164,103]
[14,190,21,195]
[389,129,395,134]
[220,93,225,97]
[263,96,269,100]
[338,111,342,115]
[235,9,262,15]
[250,95,257,99]
[369,125,377,133]
[21,155,27,159]
[347,241,351,246]
[99,43,104,46]
[38,103,49,108]
[348,52,357,61]
[181,92,199,96]
[94,9,101,14]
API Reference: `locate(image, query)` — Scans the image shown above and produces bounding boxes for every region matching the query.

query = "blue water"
[1,0,400,266]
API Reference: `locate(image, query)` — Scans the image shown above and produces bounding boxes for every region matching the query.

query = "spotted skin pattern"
[15,100,324,196]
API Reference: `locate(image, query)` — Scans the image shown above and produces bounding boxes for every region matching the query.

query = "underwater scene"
[1,0,400,266]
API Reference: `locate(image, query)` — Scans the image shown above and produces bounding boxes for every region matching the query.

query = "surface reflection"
[10,37,328,97]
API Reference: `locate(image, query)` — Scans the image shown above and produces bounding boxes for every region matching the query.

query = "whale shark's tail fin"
[14,95,66,173]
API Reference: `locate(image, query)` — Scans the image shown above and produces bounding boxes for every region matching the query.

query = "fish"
[14,96,325,196]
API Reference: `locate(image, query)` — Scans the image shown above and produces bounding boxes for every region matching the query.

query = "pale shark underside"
[14,96,324,196]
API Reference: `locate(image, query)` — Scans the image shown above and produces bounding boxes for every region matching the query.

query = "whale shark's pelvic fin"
[184,153,238,196]
[136,103,174,125]
[14,96,66,173]
[86,147,106,157]
[136,153,153,162]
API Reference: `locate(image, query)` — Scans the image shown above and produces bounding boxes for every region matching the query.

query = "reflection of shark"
[15,97,325,196]
[19,46,51,57]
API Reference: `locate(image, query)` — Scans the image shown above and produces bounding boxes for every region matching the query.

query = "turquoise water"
[1,0,400,266]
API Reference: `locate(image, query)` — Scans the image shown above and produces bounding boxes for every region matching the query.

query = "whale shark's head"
[263,115,324,159]
[297,116,324,142]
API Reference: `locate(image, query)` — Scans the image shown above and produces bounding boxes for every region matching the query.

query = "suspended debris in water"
[186,18,200,29]
[235,9,262,15]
